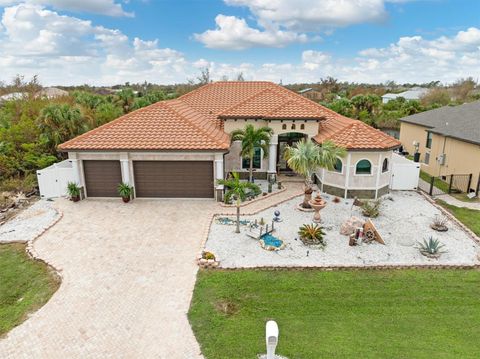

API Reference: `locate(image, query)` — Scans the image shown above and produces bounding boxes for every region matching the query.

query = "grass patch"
[419,170,450,193]
[436,200,480,236]
[0,243,60,336]
[189,269,480,359]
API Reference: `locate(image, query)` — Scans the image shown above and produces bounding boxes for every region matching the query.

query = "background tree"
[230,124,273,183]
[217,172,260,233]
[284,139,346,208]
[37,104,86,152]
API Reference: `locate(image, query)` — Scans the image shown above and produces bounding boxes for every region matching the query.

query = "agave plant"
[298,224,326,247]
[417,236,446,258]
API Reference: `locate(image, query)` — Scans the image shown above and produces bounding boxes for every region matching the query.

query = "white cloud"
[225,0,388,31]
[194,14,307,50]
[0,0,132,17]
[0,4,187,85]
[0,4,478,86]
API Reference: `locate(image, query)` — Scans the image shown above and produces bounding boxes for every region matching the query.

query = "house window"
[355,159,372,175]
[426,132,433,149]
[333,158,343,173]
[282,124,287,130]
[300,124,305,130]
[291,124,296,130]
[424,152,430,165]
[242,148,262,169]
[382,158,389,172]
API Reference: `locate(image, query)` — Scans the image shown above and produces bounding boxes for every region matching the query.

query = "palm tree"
[114,88,135,114]
[217,172,261,233]
[230,124,273,182]
[38,104,86,151]
[284,139,346,208]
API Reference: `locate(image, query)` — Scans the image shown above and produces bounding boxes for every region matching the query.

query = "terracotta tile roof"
[59,81,400,151]
[314,118,401,150]
[58,100,230,151]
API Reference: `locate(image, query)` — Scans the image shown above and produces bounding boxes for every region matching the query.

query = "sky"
[0,0,479,86]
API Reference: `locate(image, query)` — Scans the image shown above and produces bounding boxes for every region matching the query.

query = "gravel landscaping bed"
[0,200,60,243]
[206,191,480,268]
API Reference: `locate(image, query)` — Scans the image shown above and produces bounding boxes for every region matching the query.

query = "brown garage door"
[133,161,214,198]
[83,160,122,197]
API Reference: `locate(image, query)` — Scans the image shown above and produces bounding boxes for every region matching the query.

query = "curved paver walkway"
[0,182,303,359]
[0,198,218,359]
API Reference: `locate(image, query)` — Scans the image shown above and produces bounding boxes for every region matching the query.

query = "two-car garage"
[82,160,214,199]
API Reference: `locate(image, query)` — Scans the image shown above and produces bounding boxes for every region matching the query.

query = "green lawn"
[0,243,60,336]
[437,200,480,236]
[189,269,480,359]
[419,170,450,193]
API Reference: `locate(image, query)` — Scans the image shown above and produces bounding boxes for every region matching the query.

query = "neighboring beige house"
[399,101,480,192]
[59,81,400,200]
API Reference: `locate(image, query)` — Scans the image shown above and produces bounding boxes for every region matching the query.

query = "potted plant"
[67,182,81,202]
[117,183,133,203]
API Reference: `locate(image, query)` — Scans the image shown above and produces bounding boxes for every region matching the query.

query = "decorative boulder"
[340,216,365,236]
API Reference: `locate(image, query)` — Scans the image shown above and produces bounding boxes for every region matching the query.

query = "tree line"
[0,76,168,193]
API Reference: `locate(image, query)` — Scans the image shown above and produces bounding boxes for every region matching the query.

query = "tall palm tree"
[217,172,261,233]
[38,104,86,151]
[230,124,273,182]
[284,139,346,208]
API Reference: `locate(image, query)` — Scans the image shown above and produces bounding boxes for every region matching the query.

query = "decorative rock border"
[215,263,480,271]
[220,186,287,208]
[24,207,64,278]
[197,254,220,269]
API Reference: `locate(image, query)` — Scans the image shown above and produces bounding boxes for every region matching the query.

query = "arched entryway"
[277,132,307,172]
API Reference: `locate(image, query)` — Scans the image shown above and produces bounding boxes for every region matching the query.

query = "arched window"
[300,124,305,130]
[356,159,372,175]
[333,158,343,173]
[291,124,296,130]
[282,124,287,130]
[382,158,389,172]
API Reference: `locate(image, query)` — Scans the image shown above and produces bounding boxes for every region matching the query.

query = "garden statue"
[273,210,282,222]
[308,194,327,223]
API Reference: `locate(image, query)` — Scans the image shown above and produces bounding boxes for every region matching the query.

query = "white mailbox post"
[266,320,279,359]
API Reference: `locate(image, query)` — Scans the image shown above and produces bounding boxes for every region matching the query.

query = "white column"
[120,159,130,185]
[344,152,351,199]
[215,154,224,189]
[375,153,382,199]
[268,135,278,174]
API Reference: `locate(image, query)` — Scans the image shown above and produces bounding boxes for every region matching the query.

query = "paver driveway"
[0,198,218,359]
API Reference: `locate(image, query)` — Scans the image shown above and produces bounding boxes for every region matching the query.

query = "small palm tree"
[230,124,273,183]
[284,139,346,208]
[217,172,261,233]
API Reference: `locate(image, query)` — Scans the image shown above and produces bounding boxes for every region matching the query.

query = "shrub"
[203,251,216,260]
[298,224,326,247]
[361,200,381,218]
[431,215,448,232]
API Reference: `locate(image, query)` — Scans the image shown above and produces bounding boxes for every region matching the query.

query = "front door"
[277,132,307,172]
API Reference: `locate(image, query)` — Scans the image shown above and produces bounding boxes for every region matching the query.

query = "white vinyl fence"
[390,153,421,190]
[37,160,76,198]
